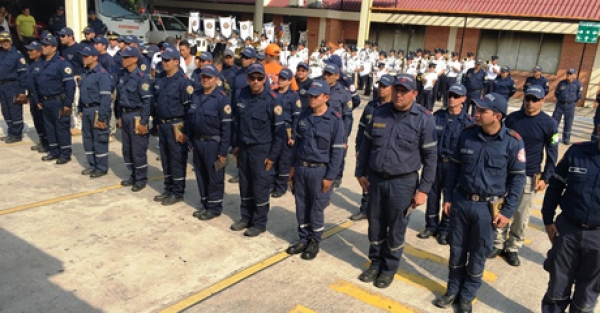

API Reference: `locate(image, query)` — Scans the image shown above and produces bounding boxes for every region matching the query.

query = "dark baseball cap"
[567,68,577,74]
[57,27,74,36]
[247,63,266,75]
[323,64,340,75]
[501,66,511,72]
[41,34,58,46]
[94,37,108,46]
[394,74,416,90]
[472,93,508,117]
[447,83,466,96]
[162,47,181,60]
[297,62,309,70]
[378,74,394,87]
[120,46,142,58]
[82,26,95,34]
[533,65,543,72]
[525,85,545,99]
[256,52,266,61]
[78,46,99,57]
[279,68,293,80]
[308,80,330,96]
[223,50,234,57]
[241,47,256,58]
[325,55,342,68]
[200,64,219,77]
[475,59,483,65]
[25,41,42,51]
[199,51,213,61]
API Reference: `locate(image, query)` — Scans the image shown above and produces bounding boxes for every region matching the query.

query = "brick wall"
[306,17,320,52]
[424,26,450,51]
[454,28,480,58]
[325,18,344,48]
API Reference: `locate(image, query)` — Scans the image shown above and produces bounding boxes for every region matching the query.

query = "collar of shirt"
[476,123,507,141]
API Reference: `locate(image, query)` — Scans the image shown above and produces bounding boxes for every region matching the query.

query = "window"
[477,30,563,73]
[152,16,188,32]
[369,24,425,54]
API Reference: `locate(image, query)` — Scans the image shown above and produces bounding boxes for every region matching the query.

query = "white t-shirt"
[486,64,500,80]
[423,72,438,90]
[107,45,120,57]
[287,54,301,74]
[359,60,371,76]
[463,59,475,74]
[446,60,461,77]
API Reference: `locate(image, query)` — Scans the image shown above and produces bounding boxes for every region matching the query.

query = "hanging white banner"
[240,21,252,40]
[219,16,232,39]
[189,12,200,35]
[203,18,216,38]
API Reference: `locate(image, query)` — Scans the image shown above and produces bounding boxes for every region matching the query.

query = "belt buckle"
[582,223,590,229]
[471,194,480,201]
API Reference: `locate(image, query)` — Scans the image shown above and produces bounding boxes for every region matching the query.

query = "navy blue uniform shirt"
[356,102,438,193]
[523,76,549,96]
[88,18,108,36]
[98,53,117,89]
[115,68,153,125]
[60,43,84,76]
[433,108,474,158]
[542,142,600,227]
[221,64,240,90]
[48,14,66,35]
[297,77,313,109]
[493,75,516,98]
[292,107,346,180]
[187,88,233,157]
[327,81,353,142]
[505,110,558,181]
[34,52,76,107]
[78,64,112,122]
[462,68,486,91]
[0,46,27,94]
[153,69,193,120]
[277,88,301,134]
[555,79,583,104]
[26,58,43,104]
[443,124,527,218]
[355,98,385,151]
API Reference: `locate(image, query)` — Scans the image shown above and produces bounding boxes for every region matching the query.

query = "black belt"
[458,188,502,202]
[581,224,600,230]
[298,160,326,168]
[194,134,214,141]
[440,157,450,163]
[122,107,141,113]
[0,79,16,84]
[564,216,600,230]
[41,94,61,101]
[160,117,183,124]
[375,171,417,180]
[83,103,99,108]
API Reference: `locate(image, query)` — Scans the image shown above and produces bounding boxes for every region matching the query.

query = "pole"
[459,16,467,57]
[577,43,586,80]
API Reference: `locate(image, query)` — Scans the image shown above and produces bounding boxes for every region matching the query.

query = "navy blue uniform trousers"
[425,160,451,235]
[29,98,47,147]
[552,102,576,143]
[0,81,23,138]
[542,214,600,313]
[294,165,332,242]
[82,106,110,172]
[191,138,225,215]
[121,111,149,183]
[42,98,71,159]
[239,143,275,230]
[158,120,188,198]
[367,171,418,276]
[273,142,293,194]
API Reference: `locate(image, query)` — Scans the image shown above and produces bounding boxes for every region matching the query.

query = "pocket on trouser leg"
[97,131,109,144]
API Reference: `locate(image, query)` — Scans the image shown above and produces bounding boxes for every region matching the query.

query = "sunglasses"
[448,93,462,99]
[122,56,135,59]
[59,35,68,38]
[248,76,265,82]
[525,96,541,103]
[162,58,174,63]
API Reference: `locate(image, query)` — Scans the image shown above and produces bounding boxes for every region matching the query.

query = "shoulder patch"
[334,112,341,118]
[224,104,232,114]
[517,148,526,163]
[138,72,144,77]
[271,91,277,99]
[100,68,106,73]
[274,105,283,115]
[140,64,147,71]
[466,115,473,121]
[64,67,72,74]
[141,83,150,91]
[296,100,302,108]
[347,100,352,109]
[509,129,522,141]
[20,58,26,65]
[221,90,227,96]
[59,57,65,60]
[186,85,194,95]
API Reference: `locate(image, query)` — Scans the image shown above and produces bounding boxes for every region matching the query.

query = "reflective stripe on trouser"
[273,141,293,194]
[82,107,110,172]
[42,99,72,159]
[238,143,275,230]
[192,138,225,215]
[494,176,534,251]
[367,171,418,276]
[446,191,494,301]
[158,121,188,197]
[425,161,450,235]
[542,214,600,313]
[121,111,149,183]
[0,81,23,137]
[294,165,332,243]
[336,141,349,181]
[552,101,576,143]
[29,96,48,146]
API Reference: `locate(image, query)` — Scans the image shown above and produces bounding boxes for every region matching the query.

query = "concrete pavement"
[0,97,598,313]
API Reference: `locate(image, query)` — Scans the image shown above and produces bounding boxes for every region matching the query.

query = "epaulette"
[508,129,522,141]
[220,90,227,96]
[138,71,144,77]
[270,91,277,99]
[417,105,432,115]
[100,68,106,73]
[59,57,65,60]
[333,111,341,118]
[466,115,473,121]
[183,75,189,79]
[292,90,298,94]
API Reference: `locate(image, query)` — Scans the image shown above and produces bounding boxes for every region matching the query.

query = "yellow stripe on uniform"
[287,304,318,313]
[329,279,421,312]
[159,221,354,313]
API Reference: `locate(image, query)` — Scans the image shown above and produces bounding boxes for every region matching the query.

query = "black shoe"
[131,183,146,192]
[562,140,571,145]
[162,196,183,206]
[358,268,379,283]
[230,219,249,231]
[286,242,307,255]
[349,212,367,221]
[4,137,22,144]
[244,226,266,237]
[271,191,285,198]
[90,170,107,178]
[56,158,71,165]
[121,178,134,186]
[487,248,503,259]
[417,229,436,239]
[434,293,457,308]
[300,240,319,260]
[198,211,219,221]
[37,145,49,153]
[154,192,171,202]
[458,299,473,313]
[82,168,95,175]
[192,209,207,218]
[374,274,394,288]
[333,178,342,188]
[228,175,239,183]
[31,143,42,151]
[505,251,521,267]
[42,154,59,161]
[436,234,448,245]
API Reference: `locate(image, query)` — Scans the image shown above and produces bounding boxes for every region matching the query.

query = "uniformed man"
[232,47,257,109]
[125,35,151,75]
[0,31,27,143]
[435,93,526,313]
[444,52,461,106]
[322,63,352,188]
[230,63,285,237]
[418,83,473,245]
[346,46,359,84]
[492,66,516,101]
[272,69,301,198]
[106,31,120,57]
[57,27,84,134]
[115,46,152,191]
[350,74,394,221]
[93,37,117,88]
[48,6,66,37]
[462,59,486,116]
[523,65,549,96]
[297,41,309,63]
[286,45,302,75]
[286,80,345,259]
[356,74,437,289]
[490,85,558,265]
[221,50,239,92]
[186,64,232,220]
[359,53,372,96]
[433,48,447,101]
[552,68,583,145]
[296,62,313,109]
[87,11,107,37]
[36,34,76,164]
[405,55,417,77]
[541,128,600,313]
[80,26,96,48]
[24,41,48,152]
[77,46,112,177]
[462,52,475,75]
[421,63,438,111]
[334,39,345,57]
[152,47,194,206]
[484,56,500,95]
